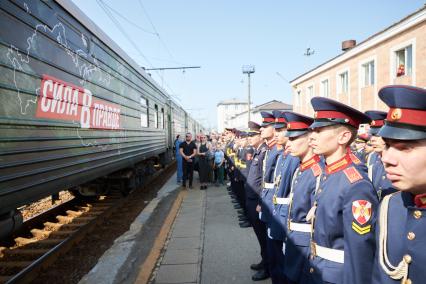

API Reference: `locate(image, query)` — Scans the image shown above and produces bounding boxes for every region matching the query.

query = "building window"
[140,96,148,127]
[306,85,314,104]
[338,71,349,94]
[362,61,375,86]
[154,104,159,128]
[395,45,412,77]
[320,79,329,97]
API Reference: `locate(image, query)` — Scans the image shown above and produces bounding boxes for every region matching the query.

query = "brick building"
[291,5,426,115]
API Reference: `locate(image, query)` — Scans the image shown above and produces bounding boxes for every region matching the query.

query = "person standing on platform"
[179,132,197,189]
[239,130,255,228]
[214,143,225,186]
[265,111,299,284]
[281,112,323,284]
[245,121,269,281]
[306,97,378,284]
[371,85,426,284]
[197,134,211,190]
[257,111,285,283]
[365,110,397,201]
[175,135,183,184]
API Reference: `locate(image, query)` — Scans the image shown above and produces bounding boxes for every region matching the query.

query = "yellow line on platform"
[134,189,187,284]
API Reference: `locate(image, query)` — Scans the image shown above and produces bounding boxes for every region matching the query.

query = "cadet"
[238,130,256,227]
[235,132,251,228]
[258,111,285,283]
[352,133,369,163]
[282,112,323,284]
[365,110,397,200]
[259,111,281,228]
[307,97,378,284]
[245,119,270,281]
[371,85,426,284]
[267,111,300,283]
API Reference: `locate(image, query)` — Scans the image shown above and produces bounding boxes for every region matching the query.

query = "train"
[0,0,205,239]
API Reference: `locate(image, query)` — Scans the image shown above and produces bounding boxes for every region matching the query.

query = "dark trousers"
[267,237,287,284]
[182,159,194,186]
[214,164,224,184]
[246,199,269,271]
[235,180,246,214]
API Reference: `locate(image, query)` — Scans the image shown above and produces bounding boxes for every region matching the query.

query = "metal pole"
[247,73,251,123]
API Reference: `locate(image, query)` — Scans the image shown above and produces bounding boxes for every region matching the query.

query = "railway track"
[0,163,176,284]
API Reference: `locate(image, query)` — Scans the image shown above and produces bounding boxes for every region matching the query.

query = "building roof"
[290,4,426,85]
[253,100,292,111]
[217,98,249,106]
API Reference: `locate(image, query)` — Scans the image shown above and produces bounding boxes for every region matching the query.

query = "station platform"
[79,172,271,284]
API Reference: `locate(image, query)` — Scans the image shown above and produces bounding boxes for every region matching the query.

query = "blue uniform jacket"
[245,143,268,201]
[308,152,378,284]
[284,155,324,282]
[367,152,397,200]
[268,153,300,240]
[260,145,283,224]
[371,191,426,284]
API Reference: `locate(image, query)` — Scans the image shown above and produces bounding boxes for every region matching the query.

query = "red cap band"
[263,117,275,123]
[275,117,286,123]
[370,120,385,127]
[315,110,358,127]
[287,121,310,130]
[387,108,426,127]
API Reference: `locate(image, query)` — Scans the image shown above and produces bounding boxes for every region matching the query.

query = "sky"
[71,0,425,130]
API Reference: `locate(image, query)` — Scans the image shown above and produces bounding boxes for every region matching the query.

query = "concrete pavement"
[150,181,271,284]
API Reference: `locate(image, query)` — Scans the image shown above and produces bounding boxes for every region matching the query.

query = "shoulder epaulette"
[350,153,361,165]
[343,166,363,183]
[311,164,322,177]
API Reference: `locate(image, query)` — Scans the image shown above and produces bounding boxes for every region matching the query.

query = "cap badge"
[287,123,291,129]
[371,120,376,126]
[390,108,402,122]
[314,112,318,119]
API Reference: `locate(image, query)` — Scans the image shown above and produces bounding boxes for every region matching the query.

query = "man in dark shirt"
[179,132,197,188]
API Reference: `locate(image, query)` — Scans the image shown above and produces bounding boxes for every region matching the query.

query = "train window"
[140,97,148,127]
[154,104,159,128]
[161,108,165,129]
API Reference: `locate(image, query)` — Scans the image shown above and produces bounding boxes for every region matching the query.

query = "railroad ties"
[0,195,121,284]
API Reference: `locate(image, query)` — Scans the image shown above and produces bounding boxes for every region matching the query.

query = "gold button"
[318,189,322,194]
[407,232,416,240]
[323,176,327,181]
[413,210,422,219]
[404,279,412,284]
[382,175,386,180]
[309,268,314,273]
[403,254,412,264]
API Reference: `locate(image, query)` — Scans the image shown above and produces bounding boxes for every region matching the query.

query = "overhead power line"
[100,0,157,35]
[136,0,176,63]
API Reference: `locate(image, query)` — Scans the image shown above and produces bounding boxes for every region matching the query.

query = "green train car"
[0,0,204,239]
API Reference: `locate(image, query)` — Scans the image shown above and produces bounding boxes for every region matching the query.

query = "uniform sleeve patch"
[311,164,322,177]
[352,222,371,235]
[352,200,372,225]
[343,167,362,183]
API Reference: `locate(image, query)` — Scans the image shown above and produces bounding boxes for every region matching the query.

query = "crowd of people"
[220,85,425,284]
[174,132,227,189]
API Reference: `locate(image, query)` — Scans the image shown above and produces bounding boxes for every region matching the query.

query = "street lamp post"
[242,65,255,123]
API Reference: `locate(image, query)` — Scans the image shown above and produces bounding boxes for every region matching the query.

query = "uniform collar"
[414,193,426,208]
[300,155,321,171]
[266,139,276,149]
[325,152,352,174]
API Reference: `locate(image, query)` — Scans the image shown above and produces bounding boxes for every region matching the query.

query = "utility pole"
[242,65,255,123]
